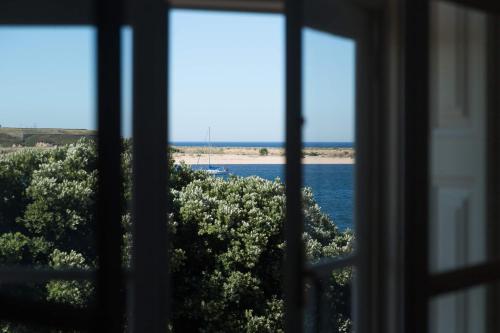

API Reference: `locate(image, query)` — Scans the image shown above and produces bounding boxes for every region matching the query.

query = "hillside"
[0,127,97,147]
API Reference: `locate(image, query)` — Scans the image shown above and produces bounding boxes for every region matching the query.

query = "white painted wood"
[429,2,487,333]
[430,0,487,274]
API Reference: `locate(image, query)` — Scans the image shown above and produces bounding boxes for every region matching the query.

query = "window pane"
[428,1,493,273]
[301,25,356,333]
[304,267,353,332]
[0,279,95,331]
[0,27,97,269]
[0,27,97,304]
[120,26,134,328]
[120,26,133,270]
[0,319,83,332]
[429,281,500,333]
[168,10,286,331]
[302,28,356,260]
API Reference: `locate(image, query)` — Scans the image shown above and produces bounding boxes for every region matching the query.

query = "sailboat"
[196,127,228,175]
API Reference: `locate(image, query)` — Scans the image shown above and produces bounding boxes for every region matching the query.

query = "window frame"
[296,0,386,332]
[287,1,385,332]
[0,0,386,332]
[402,1,500,333]
[0,0,124,331]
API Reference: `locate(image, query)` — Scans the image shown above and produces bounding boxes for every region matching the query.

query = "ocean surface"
[172,142,354,149]
[197,164,354,230]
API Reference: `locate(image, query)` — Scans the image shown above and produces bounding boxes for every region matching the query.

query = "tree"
[259,148,269,156]
[0,140,353,332]
[169,175,352,332]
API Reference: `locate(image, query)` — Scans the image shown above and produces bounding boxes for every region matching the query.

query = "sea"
[172,141,354,149]
[219,164,354,231]
[179,142,355,231]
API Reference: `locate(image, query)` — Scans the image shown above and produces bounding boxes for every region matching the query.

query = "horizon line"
[170,140,354,143]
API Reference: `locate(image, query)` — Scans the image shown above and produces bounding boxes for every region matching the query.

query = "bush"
[0,140,353,332]
[259,148,269,156]
[169,146,181,154]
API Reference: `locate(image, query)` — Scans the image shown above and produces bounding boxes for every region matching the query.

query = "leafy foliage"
[0,140,353,332]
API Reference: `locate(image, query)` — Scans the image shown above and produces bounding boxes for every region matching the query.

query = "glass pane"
[302,32,356,266]
[0,279,95,308]
[302,29,356,262]
[429,281,500,333]
[168,10,286,331]
[304,267,353,333]
[0,319,84,333]
[429,2,492,273]
[0,279,95,331]
[301,26,356,333]
[121,26,133,271]
[120,26,133,330]
[0,28,97,274]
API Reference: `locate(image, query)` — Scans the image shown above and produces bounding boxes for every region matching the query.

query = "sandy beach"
[172,146,354,165]
[2,145,354,164]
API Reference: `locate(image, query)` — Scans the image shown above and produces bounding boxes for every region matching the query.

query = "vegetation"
[259,148,269,156]
[0,139,353,332]
[0,127,96,147]
[169,146,181,154]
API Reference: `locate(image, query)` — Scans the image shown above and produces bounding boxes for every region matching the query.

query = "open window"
[285,0,382,332]
[403,1,500,332]
[0,0,124,331]
[0,0,415,332]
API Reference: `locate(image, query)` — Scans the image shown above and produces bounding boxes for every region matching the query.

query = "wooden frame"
[130,0,169,331]
[0,0,387,332]
[401,1,430,332]
[0,0,126,331]
[284,0,303,331]
[402,1,500,332]
[296,1,384,332]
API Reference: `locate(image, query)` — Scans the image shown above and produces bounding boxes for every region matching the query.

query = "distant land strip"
[172,146,354,165]
[0,127,96,148]
[0,128,355,164]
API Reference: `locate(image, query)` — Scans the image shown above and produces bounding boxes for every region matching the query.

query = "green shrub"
[169,146,181,154]
[0,140,353,332]
[259,148,269,156]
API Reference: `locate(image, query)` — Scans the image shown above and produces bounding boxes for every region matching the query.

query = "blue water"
[202,164,354,230]
[172,142,353,149]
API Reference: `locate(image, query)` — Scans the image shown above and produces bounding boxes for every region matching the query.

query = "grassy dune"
[0,127,96,147]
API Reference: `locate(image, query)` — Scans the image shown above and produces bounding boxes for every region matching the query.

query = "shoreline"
[172,146,354,165]
[173,155,354,165]
[1,145,355,164]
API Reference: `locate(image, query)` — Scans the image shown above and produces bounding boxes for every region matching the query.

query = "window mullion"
[284,0,304,331]
[0,267,93,284]
[306,255,357,280]
[0,0,94,24]
[402,1,430,333]
[96,0,124,331]
[429,260,500,296]
[131,0,169,331]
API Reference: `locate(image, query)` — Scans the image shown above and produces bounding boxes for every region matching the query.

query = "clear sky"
[0,10,354,142]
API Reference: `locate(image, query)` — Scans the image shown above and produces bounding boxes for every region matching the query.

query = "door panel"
[429,282,495,333]
[414,1,500,333]
[429,1,488,274]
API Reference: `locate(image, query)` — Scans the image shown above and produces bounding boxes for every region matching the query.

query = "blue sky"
[0,10,354,142]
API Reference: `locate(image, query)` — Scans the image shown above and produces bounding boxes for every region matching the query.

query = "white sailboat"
[197,127,228,175]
